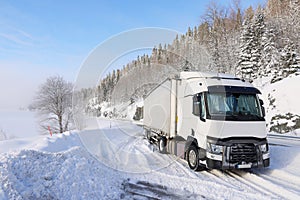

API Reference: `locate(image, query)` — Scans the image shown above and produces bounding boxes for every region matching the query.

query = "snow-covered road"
[1,118,300,199]
[79,119,300,199]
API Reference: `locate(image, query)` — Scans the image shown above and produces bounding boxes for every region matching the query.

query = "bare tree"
[33,76,73,134]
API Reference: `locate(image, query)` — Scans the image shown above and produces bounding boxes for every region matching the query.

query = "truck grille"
[229,143,258,163]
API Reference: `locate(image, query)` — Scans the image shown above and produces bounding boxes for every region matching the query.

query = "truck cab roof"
[179,71,259,95]
[179,71,237,80]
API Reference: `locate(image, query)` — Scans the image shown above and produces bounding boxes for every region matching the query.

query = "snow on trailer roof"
[179,71,238,80]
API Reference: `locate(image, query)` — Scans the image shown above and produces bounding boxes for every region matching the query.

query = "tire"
[158,136,167,154]
[145,130,151,140]
[187,145,203,171]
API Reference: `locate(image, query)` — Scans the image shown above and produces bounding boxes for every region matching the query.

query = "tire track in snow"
[224,171,280,199]
[168,158,278,199]
[254,170,300,193]
[110,132,271,199]
[227,170,299,199]
[174,160,241,189]
[205,169,258,191]
[174,159,280,198]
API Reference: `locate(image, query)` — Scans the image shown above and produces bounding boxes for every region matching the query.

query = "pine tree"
[252,7,265,77]
[280,42,300,77]
[157,43,163,62]
[187,26,192,37]
[237,12,254,79]
[259,24,279,77]
[237,7,265,81]
[197,22,209,44]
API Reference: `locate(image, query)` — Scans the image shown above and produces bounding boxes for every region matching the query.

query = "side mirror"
[259,99,264,106]
[261,106,266,117]
[259,99,265,117]
[193,94,206,122]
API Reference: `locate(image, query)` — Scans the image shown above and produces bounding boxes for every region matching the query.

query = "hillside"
[84,0,299,105]
[75,0,300,135]
[253,73,300,134]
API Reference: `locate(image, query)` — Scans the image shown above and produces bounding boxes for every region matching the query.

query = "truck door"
[192,93,208,150]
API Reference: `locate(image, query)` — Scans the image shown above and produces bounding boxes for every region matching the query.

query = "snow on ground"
[0,147,123,200]
[0,129,124,200]
[1,119,300,199]
[0,110,39,140]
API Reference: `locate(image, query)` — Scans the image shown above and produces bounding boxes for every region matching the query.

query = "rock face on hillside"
[269,113,300,133]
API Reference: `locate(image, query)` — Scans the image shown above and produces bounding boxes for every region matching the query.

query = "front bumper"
[207,157,270,169]
[206,137,270,170]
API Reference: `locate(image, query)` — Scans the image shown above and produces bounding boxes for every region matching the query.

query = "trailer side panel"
[144,79,172,136]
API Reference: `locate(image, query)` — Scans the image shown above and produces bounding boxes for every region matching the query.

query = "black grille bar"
[229,143,258,163]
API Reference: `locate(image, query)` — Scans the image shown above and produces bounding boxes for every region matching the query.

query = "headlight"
[207,143,223,154]
[260,144,268,153]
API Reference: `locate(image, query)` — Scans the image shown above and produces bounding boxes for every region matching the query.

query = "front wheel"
[187,145,203,171]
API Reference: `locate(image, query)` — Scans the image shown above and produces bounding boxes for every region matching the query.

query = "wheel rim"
[188,149,197,167]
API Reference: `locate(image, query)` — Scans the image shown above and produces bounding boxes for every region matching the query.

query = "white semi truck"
[143,72,270,170]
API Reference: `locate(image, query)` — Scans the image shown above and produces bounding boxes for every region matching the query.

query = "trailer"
[143,71,270,170]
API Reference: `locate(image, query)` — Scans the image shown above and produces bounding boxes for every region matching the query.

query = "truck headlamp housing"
[260,144,268,153]
[207,143,223,154]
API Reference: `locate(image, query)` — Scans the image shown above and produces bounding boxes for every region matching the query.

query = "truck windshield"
[206,92,264,121]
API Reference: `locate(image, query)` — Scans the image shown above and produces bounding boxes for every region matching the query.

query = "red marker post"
[48,126,53,136]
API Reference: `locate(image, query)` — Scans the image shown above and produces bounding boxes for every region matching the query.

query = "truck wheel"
[187,145,202,171]
[145,130,151,141]
[158,136,167,154]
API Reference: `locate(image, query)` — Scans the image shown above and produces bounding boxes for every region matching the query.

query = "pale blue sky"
[0,0,266,109]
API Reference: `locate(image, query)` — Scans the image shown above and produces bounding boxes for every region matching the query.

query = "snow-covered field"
[0,110,39,140]
[1,119,300,199]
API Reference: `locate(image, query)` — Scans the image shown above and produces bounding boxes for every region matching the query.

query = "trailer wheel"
[158,136,167,154]
[187,145,202,171]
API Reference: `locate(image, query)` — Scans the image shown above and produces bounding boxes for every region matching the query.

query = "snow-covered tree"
[259,23,279,77]
[237,8,254,79]
[238,7,265,81]
[33,76,73,134]
[265,0,300,82]
[279,42,300,77]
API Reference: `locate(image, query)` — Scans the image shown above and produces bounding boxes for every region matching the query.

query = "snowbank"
[0,147,123,200]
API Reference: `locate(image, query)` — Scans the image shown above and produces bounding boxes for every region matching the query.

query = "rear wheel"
[187,145,203,171]
[158,136,167,154]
